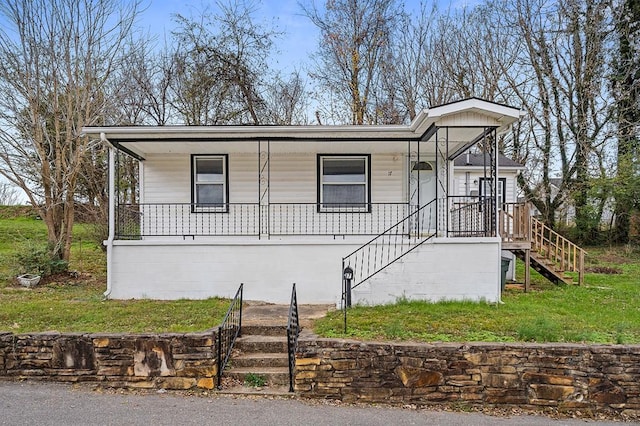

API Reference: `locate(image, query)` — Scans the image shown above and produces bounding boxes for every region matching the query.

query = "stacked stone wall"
[295,339,640,417]
[0,331,217,390]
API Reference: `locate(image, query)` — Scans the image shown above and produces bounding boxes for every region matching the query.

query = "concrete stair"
[221,325,291,393]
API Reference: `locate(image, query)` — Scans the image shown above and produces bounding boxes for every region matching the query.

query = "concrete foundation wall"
[110,238,501,304]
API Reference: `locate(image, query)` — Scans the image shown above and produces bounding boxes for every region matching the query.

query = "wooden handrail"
[530,216,586,285]
[499,203,531,243]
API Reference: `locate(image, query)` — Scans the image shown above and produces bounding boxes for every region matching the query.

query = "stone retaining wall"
[295,338,640,417]
[0,331,217,390]
[3,330,640,417]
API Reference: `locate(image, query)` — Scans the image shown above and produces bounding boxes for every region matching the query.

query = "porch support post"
[493,127,498,237]
[258,139,270,238]
[524,249,531,292]
[103,133,115,298]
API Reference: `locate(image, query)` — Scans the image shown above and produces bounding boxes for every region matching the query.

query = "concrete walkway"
[241,301,335,328]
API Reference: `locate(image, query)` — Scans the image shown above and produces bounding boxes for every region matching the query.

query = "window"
[192,154,228,212]
[479,177,506,208]
[318,155,370,212]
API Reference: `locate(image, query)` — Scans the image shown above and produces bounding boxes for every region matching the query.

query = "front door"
[410,161,436,233]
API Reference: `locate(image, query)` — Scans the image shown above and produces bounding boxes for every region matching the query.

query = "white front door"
[410,162,436,233]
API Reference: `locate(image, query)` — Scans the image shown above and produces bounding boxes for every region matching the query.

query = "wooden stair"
[512,249,574,285]
[500,203,586,288]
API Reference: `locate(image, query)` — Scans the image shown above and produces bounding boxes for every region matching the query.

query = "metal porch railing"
[447,196,496,237]
[216,283,243,389]
[115,202,412,239]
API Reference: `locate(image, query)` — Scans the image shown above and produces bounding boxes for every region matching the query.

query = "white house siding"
[109,238,501,304]
[138,150,409,237]
[437,111,503,128]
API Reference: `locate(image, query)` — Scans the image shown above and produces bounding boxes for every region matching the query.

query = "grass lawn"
[315,246,640,344]
[0,211,229,333]
[1,209,639,342]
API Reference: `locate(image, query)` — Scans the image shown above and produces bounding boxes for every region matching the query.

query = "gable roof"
[453,153,525,169]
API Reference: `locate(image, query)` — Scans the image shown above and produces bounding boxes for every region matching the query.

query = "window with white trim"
[192,155,228,212]
[318,155,370,212]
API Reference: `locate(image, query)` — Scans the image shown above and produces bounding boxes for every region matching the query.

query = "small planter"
[17,274,41,288]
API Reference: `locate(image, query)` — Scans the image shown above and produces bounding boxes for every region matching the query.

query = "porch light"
[343,266,353,281]
[412,161,433,171]
[343,266,354,309]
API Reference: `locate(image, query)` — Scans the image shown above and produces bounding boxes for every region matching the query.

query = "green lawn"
[1,210,639,342]
[0,212,229,333]
[315,246,640,344]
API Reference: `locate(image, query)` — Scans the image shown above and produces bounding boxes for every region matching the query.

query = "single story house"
[83,98,524,306]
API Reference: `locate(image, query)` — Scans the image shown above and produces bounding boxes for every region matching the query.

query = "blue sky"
[136,0,463,74]
[138,0,321,73]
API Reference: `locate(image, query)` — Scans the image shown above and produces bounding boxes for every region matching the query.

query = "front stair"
[221,325,291,394]
[217,303,332,395]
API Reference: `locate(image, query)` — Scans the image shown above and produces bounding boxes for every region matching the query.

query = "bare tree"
[302,0,403,124]
[263,70,310,125]
[0,0,142,262]
[0,182,21,205]
[389,2,441,121]
[170,0,280,125]
[497,0,614,240]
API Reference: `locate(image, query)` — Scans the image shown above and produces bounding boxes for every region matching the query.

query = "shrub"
[13,241,69,277]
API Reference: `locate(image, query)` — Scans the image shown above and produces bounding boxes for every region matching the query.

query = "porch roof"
[82,98,523,160]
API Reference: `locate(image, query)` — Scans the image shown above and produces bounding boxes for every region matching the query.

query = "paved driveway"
[0,381,629,426]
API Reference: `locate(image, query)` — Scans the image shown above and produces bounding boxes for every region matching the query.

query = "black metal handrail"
[268,203,411,236]
[286,283,300,393]
[447,196,496,237]
[341,200,437,332]
[216,283,243,389]
[115,202,411,239]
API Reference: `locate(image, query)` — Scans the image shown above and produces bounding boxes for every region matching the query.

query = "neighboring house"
[83,98,523,305]
[453,153,526,282]
[453,152,524,205]
[542,178,614,228]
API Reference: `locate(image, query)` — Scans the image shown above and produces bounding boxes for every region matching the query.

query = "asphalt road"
[0,381,631,426]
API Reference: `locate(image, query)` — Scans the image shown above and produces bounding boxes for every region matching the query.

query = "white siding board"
[437,111,500,128]
[371,154,404,203]
[144,155,190,203]
[269,153,316,203]
[228,153,258,203]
